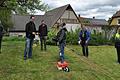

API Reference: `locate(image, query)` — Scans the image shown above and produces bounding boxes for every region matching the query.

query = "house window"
[118,19,120,25]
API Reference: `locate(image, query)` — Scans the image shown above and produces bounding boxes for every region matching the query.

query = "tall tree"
[0,7,13,31]
[4,0,48,14]
[0,0,48,30]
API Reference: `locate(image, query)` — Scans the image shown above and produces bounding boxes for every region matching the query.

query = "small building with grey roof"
[78,16,108,33]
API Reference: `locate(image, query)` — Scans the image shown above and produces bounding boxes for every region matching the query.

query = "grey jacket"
[57,28,67,44]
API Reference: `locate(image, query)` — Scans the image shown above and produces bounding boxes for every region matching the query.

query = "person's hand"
[36,32,39,35]
[44,36,47,39]
[78,40,81,44]
[85,41,88,44]
[32,32,35,35]
[57,42,59,45]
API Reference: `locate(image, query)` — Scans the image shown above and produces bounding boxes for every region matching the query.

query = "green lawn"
[0,41,120,80]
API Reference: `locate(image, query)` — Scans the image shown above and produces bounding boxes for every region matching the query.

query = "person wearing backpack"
[56,23,67,63]
[115,27,120,64]
[78,27,90,57]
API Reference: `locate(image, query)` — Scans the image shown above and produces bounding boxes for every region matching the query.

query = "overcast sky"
[37,0,120,20]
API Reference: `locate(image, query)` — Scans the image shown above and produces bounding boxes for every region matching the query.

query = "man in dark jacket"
[24,15,36,60]
[78,27,90,57]
[38,20,48,51]
[0,20,4,53]
[57,23,67,63]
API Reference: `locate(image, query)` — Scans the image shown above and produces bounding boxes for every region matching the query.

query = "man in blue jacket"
[78,27,90,57]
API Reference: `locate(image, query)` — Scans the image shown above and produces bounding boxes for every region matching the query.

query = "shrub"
[46,28,114,46]
[46,28,81,45]
[46,29,57,45]
[66,28,80,45]
[2,36,25,42]
[3,28,114,46]
[89,33,114,46]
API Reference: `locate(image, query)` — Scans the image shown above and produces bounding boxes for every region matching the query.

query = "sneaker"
[24,57,27,60]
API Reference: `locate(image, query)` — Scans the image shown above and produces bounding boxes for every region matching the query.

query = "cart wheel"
[63,67,70,72]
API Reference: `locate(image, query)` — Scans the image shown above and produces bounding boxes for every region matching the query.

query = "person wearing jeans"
[57,23,67,63]
[24,15,36,60]
[24,38,34,59]
[78,27,90,57]
[59,43,65,63]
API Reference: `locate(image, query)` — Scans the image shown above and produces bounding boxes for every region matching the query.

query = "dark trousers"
[24,38,34,58]
[40,36,47,51]
[0,37,2,53]
[81,43,89,57]
[116,46,120,63]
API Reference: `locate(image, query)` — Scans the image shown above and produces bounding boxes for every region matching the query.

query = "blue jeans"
[59,43,65,63]
[24,38,34,58]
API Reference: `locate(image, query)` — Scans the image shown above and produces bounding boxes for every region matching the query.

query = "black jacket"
[57,28,67,43]
[0,24,3,37]
[25,21,36,39]
[38,24,48,37]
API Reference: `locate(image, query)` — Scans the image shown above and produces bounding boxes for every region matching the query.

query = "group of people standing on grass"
[23,15,90,62]
[0,15,120,64]
[24,15,68,62]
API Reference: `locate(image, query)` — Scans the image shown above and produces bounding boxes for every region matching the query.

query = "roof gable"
[44,4,80,27]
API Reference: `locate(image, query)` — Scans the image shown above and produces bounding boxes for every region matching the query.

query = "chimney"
[93,16,95,19]
[78,14,81,17]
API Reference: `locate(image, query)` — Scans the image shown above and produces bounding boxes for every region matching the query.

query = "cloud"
[41,0,120,20]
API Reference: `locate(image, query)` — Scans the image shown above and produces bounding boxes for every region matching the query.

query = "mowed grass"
[0,41,120,80]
